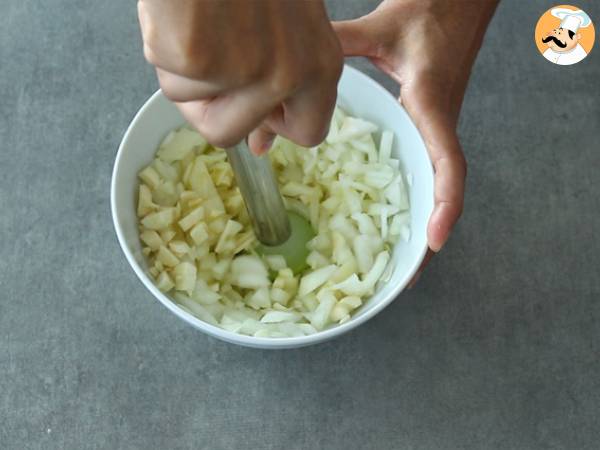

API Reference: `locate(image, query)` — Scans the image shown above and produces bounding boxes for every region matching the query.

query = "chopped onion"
[298,265,337,297]
[137,110,411,337]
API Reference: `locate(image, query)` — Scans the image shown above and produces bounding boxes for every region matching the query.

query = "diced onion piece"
[332,251,390,296]
[332,232,353,266]
[281,181,315,197]
[230,255,270,289]
[137,184,156,217]
[138,165,161,190]
[353,235,374,274]
[215,219,243,254]
[189,157,225,213]
[389,212,410,236]
[198,253,216,271]
[169,240,190,256]
[351,212,378,236]
[260,310,301,323]
[160,229,176,244]
[152,181,178,207]
[153,159,179,182]
[157,245,180,268]
[157,128,206,162]
[302,294,318,312]
[364,164,394,189]
[399,225,410,242]
[270,287,291,306]
[336,117,378,142]
[140,230,162,250]
[141,208,176,230]
[178,206,205,231]
[239,319,269,336]
[368,203,400,217]
[233,231,256,255]
[307,234,331,252]
[379,130,393,163]
[387,158,400,170]
[211,258,231,281]
[340,296,362,309]
[173,262,197,295]
[330,214,358,241]
[310,290,336,330]
[297,323,318,335]
[384,174,409,211]
[156,271,174,292]
[306,250,330,269]
[247,287,271,310]
[331,258,358,284]
[191,242,210,260]
[192,279,221,305]
[351,135,378,163]
[330,303,350,322]
[264,255,287,271]
[298,265,337,297]
[189,222,209,246]
[321,196,341,213]
[174,293,218,326]
[220,315,243,333]
[380,259,394,283]
[283,197,310,220]
[380,209,389,240]
[277,322,307,337]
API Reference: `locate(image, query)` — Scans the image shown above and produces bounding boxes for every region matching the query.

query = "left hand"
[333,0,498,283]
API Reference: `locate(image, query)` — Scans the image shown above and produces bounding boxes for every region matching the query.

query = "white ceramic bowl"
[111,65,434,349]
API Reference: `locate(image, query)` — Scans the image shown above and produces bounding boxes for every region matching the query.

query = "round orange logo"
[535,5,595,65]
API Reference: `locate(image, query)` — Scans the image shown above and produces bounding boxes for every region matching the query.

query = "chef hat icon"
[551,8,592,33]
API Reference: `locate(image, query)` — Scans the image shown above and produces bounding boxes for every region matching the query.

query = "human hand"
[333,0,498,282]
[137,0,343,154]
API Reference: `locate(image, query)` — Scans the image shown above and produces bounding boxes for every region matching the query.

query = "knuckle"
[294,124,329,148]
[160,85,182,103]
[142,44,158,66]
[269,64,304,97]
[178,52,211,79]
[155,72,177,99]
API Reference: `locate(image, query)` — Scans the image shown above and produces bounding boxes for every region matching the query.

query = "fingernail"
[261,136,275,153]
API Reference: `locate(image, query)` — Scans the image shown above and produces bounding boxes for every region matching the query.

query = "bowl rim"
[111,64,433,348]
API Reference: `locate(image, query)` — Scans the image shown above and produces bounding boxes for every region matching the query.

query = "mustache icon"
[542,35,567,48]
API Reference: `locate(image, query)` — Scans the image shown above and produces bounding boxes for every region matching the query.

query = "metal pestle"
[225,141,291,246]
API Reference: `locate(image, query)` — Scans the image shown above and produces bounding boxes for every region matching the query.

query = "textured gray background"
[1,0,599,449]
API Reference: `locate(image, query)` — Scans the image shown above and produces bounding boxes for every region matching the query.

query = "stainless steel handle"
[226,141,291,246]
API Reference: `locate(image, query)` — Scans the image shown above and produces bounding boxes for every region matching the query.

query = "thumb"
[332,17,379,57]
[248,123,276,156]
[401,82,466,252]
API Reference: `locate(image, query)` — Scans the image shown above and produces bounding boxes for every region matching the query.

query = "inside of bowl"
[113,65,433,338]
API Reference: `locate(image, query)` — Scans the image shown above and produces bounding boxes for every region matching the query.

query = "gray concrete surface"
[1,0,599,449]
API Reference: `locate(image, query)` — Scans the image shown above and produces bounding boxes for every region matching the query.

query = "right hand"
[137,0,343,154]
